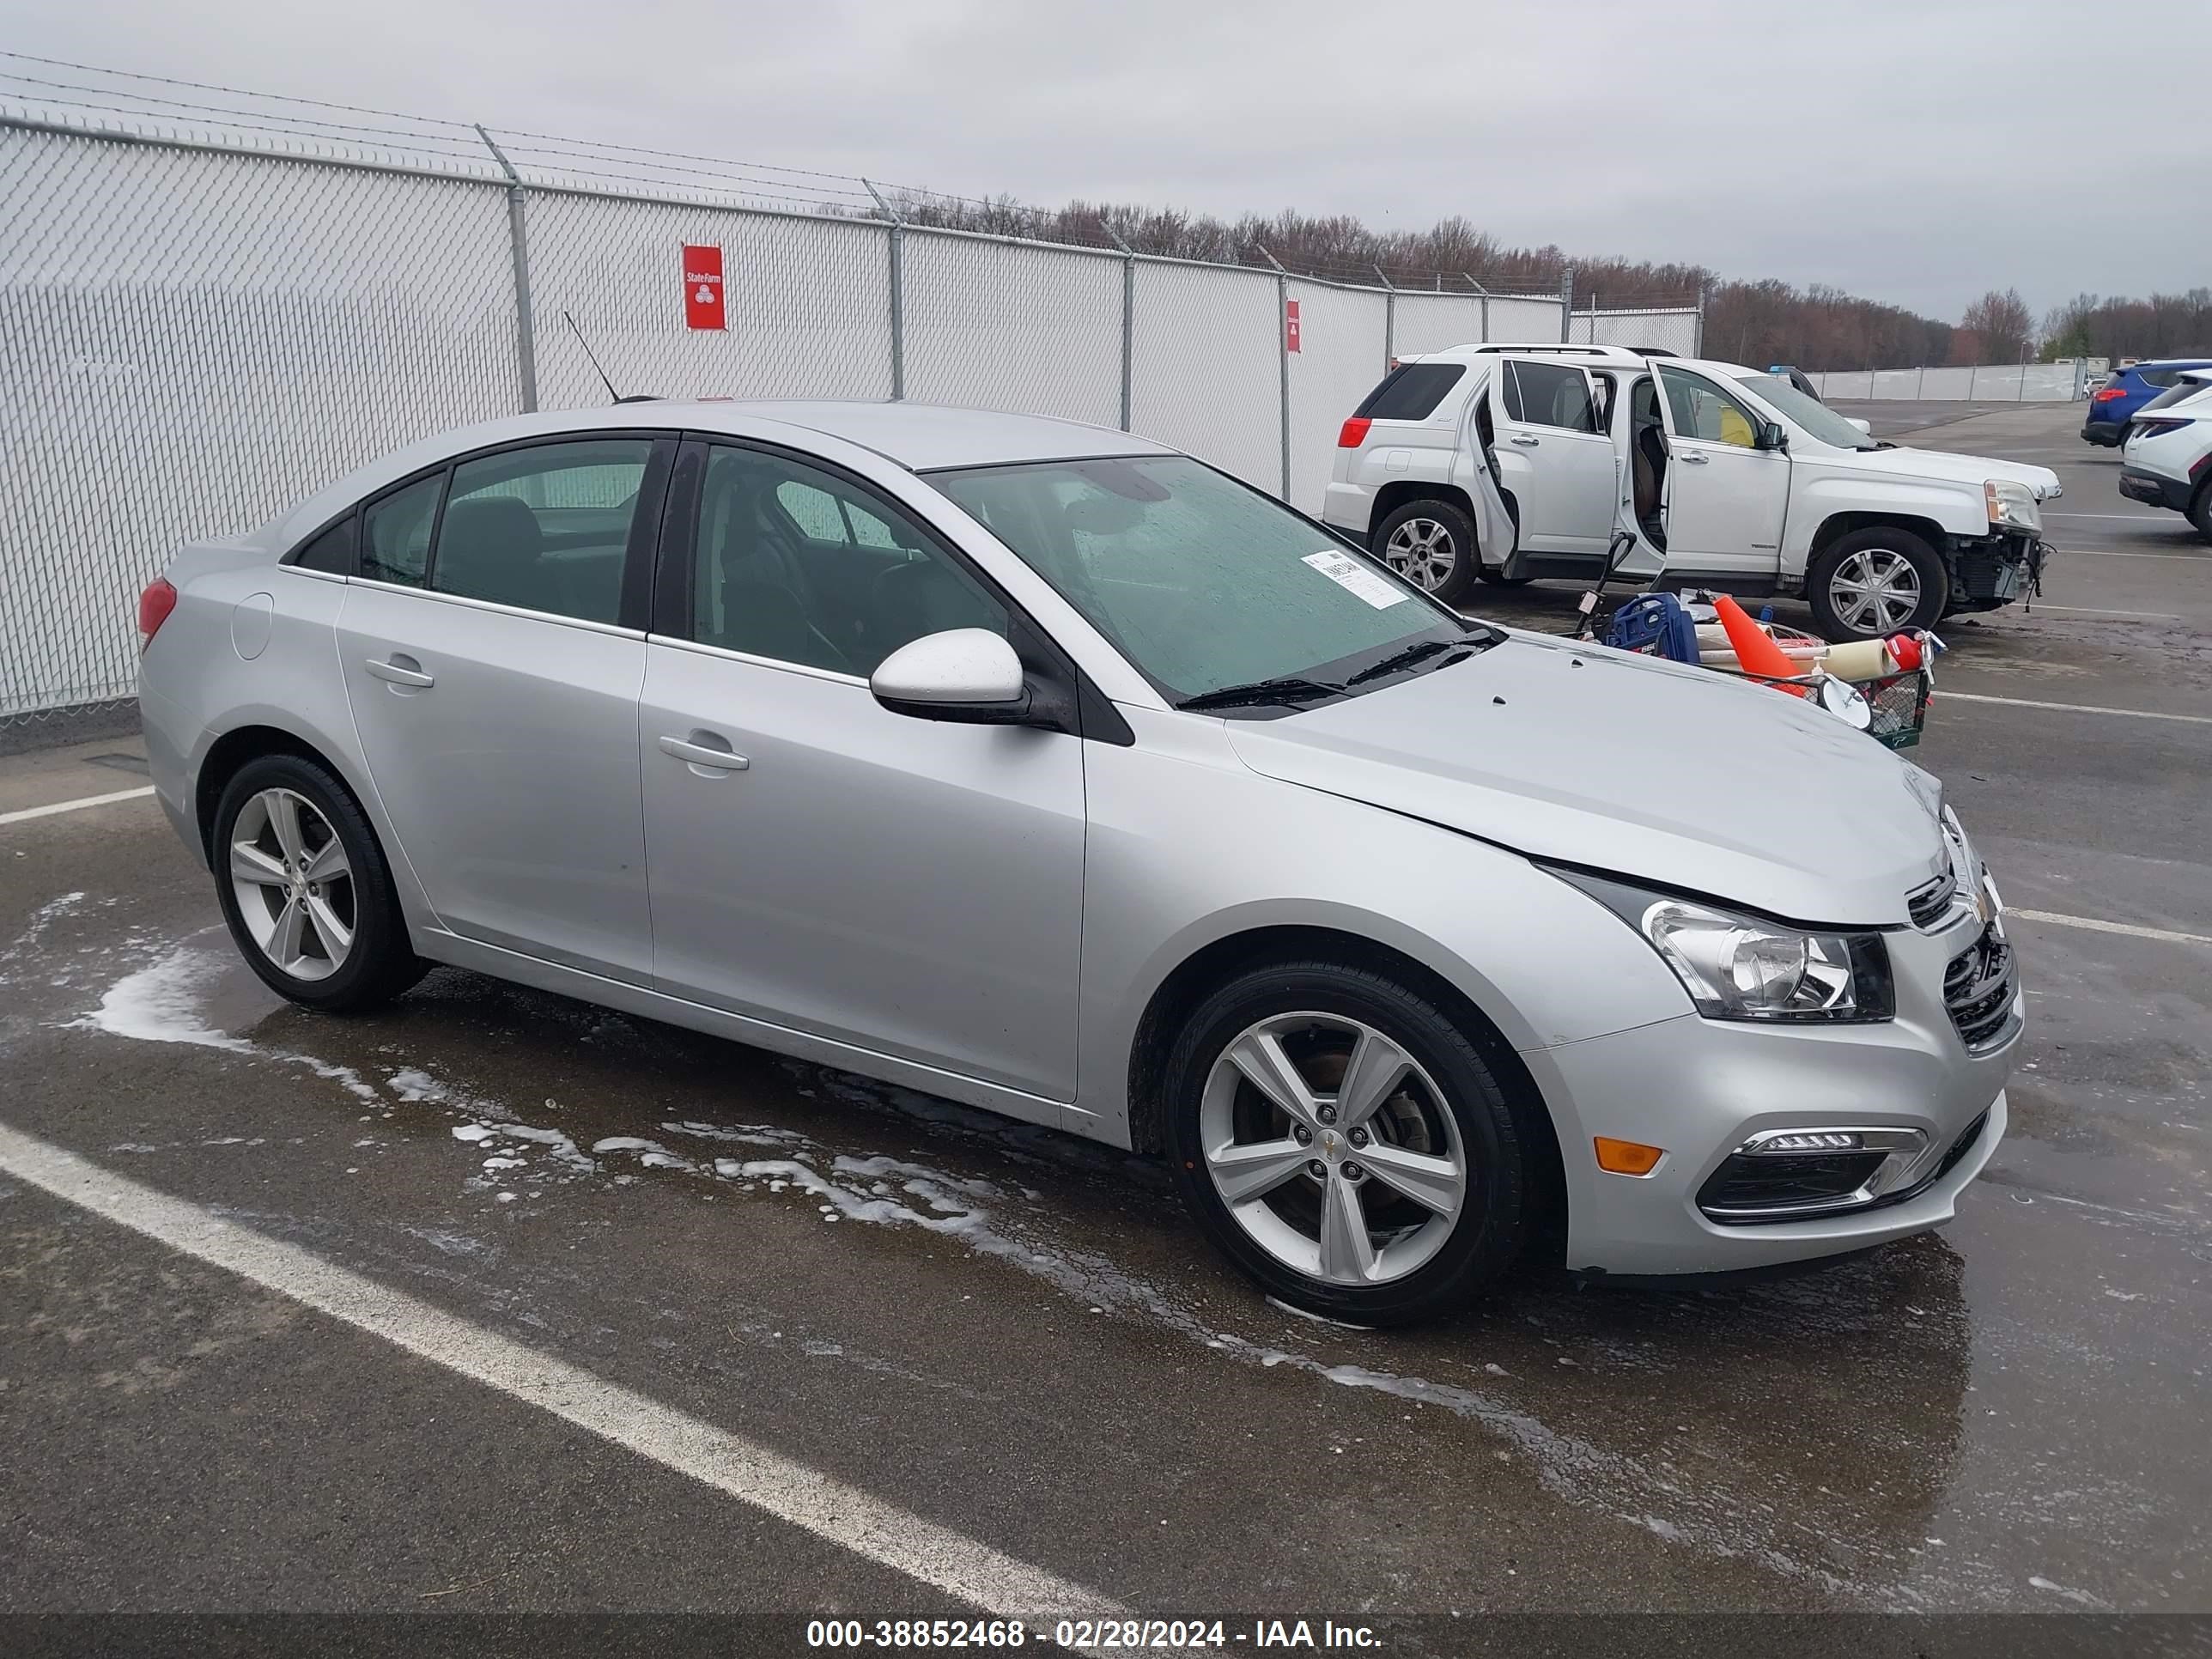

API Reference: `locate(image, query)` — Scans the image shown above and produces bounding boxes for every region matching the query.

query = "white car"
[2118,368,2212,541]
[1326,345,2063,641]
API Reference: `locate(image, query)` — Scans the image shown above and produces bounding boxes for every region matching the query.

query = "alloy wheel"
[1382,518,1458,592]
[1828,546,1923,634]
[228,787,356,981]
[1199,1012,1468,1286]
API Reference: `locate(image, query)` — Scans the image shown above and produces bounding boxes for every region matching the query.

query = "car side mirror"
[1757,421,1789,452]
[870,629,1034,725]
[1845,416,1873,435]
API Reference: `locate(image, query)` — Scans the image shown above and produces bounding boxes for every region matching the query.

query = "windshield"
[927,455,1483,706]
[1735,374,1880,451]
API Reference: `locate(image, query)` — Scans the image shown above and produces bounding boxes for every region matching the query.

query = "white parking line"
[2058,549,2207,561]
[2045,512,2172,521]
[2009,909,2212,948]
[0,785,155,827]
[0,1121,1118,1620]
[1939,691,2212,725]
[2031,605,2180,619]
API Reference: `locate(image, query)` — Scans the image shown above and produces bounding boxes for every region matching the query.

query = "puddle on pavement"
[35,926,2134,1610]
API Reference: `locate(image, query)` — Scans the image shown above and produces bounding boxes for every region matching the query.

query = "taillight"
[2132,418,2186,438]
[2093,386,2126,402]
[1337,416,1372,448]
[137,576,178,648]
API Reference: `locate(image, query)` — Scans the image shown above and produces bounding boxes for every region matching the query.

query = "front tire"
[1371,500,1479,606]
[1163,959,1528,1326]
[2191,479,2212,545]
[212,753,425,1012]
[1807,527,1948,641]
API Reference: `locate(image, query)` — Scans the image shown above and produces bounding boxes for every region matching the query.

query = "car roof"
[264,399,1171,550]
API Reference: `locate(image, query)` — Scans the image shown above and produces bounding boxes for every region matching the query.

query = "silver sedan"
[139,400,2021,1324]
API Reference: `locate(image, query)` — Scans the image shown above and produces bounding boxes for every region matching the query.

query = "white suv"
[2119,368,2212,541]
[1326,344,2063,641]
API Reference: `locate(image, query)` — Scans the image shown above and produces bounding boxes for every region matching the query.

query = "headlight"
[1984,479,2040,532]
[1551,869,1895,1024]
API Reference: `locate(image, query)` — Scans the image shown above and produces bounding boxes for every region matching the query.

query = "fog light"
[1594,1137,1666,1176]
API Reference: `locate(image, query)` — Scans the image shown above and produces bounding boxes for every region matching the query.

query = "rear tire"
[1807,527,1948,641]
[211,753,426,1012]
[1163,958,1528,1327]
[1371,500,1479,607]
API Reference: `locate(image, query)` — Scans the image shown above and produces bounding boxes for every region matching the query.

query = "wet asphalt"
[0,403,2205,1644]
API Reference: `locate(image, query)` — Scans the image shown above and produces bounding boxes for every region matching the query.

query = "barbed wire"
[0,51,1699,302]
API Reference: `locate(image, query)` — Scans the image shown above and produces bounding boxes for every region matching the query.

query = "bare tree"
[1960,289,2035,363]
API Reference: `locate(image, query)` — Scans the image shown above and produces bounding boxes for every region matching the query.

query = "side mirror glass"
[870,629,1032,725]
[1758,421,1790,452]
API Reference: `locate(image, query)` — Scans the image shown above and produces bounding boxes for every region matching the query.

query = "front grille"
[1906,869,1956,929]
[1945,925,2019,1052]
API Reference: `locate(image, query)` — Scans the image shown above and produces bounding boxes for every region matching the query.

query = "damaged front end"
[1942,531,2050,616]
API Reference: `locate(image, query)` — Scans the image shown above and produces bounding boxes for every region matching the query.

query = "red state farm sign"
[1285,298,1301,354]
[684,245,726,330]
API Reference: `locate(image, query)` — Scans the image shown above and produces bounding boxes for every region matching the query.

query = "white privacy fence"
[0,117,1615,720]
[1567,306,1703,357]
[1806,363,2091,403]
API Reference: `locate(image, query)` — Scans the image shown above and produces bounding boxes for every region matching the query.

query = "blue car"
[2083,359,2212,447]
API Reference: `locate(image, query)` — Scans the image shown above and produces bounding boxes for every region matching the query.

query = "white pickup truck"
[1324,344,2062,641]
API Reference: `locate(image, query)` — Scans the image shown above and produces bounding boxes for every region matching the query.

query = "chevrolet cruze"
[138,400,2021,1324]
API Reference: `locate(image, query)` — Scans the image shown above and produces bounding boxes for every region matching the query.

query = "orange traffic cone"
[1712,593,1806,694]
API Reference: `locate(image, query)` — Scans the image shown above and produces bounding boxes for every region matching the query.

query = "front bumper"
[1520,902,2019,1276]
[1943,530,2045,612]
[2118,465,2192,513]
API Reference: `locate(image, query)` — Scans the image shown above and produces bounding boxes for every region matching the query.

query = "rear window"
[2140,369,2179,389]
[1354,362,1467,422]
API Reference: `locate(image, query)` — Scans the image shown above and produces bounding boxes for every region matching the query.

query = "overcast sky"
[9,0,2207,321]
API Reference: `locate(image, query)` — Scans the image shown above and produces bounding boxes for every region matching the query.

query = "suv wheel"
[212,753,427,1012]
[1372,501,1478,606]
[1163,958,1528,1326]
[2191,478,2212,544]
[1807,527,1948,641]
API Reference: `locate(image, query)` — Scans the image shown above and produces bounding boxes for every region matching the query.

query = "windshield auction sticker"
[1302,549,1407,609]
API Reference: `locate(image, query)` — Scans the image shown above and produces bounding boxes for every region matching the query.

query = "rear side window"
[292,516,355,574]
[2140,369,2178,389]
[1354,362,1467,421]
[432,439,653,625]
[1504,361,1601,434]
[361,475,443,588]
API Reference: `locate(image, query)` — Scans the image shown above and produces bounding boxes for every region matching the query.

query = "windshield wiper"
[1179,676,1345,711]
[1343,637,1477,687]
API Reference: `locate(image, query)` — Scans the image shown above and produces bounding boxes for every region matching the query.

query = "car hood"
[1836,442,2063,501]
[1226,632,1946,927]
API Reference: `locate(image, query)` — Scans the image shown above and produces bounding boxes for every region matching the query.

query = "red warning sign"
[684,245,725,331]
[1285,297,1302,354]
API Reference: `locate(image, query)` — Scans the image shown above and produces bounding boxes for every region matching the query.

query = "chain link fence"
[0,109,1702,722]
[1568,305,1703,357]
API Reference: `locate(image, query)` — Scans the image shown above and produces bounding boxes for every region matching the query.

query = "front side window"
[1504,361,1601,434]
[1661,367,1760,448]
[1726,374,1876,451]
[691,446,1006,678]
[361,475,442,588]
[433,439,653,624]
[929,455,1483,704]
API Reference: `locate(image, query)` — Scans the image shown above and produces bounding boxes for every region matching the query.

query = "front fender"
[1785,473,1988,569]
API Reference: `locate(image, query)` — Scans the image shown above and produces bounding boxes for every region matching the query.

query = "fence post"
[1693,284,1708,357]
[1103,222,1137,432]
[1373,264,1395,373]
[1259,246,1291,501]
[1464,274,1489,343]
[474,125,538,413]
[1917,364,1926,398]
[862,180,906,401]
[1559,265,1575,343]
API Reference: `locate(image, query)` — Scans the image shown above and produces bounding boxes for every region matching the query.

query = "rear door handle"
[364,655,434,689]
[659,733,750,773]
[1680,452,1711,465]
[1510,434,1540,447]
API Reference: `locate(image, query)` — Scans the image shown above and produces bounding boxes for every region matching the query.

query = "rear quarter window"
[290,516,356,574]
[1354,362,1468,421]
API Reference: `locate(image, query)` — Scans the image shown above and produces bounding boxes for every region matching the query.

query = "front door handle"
[1680,452,1711,465]
[659,733,750,773]
[1510,434,1540,447]
[365,655,434,689]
